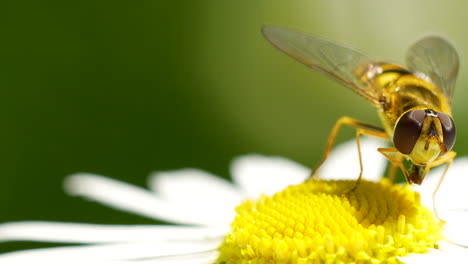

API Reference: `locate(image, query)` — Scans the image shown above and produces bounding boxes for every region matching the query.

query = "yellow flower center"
[217,179,442,263]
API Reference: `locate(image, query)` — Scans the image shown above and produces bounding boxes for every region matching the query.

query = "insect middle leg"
[310,116,388,182]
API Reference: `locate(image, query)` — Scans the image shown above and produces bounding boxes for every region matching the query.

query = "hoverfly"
[262,25,458,200]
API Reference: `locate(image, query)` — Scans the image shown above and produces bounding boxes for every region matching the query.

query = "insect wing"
[406,36,459,103]
[262,25,379,103]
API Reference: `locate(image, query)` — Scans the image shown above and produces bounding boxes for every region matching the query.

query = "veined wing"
[406,36,459,104]
[262,25,379,104]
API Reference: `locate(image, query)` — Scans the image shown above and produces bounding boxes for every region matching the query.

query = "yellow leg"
[424,151,456,219]
[378,148,409,182]
[386,153,403,183]
[378,148,456,220]
[310,116,387,182]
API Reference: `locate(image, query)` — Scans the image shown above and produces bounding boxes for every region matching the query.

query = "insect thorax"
[356,62,451,137]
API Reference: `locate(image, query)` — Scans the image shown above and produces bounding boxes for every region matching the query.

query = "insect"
[262,25,458,199]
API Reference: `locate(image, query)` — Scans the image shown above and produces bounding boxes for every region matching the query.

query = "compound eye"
[393,110,426,154]
[437,112,456,152]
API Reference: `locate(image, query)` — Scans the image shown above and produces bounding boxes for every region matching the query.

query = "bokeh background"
[2,0,468,252]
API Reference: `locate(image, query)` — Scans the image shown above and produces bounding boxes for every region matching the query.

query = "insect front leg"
[386,154,404,183]
[377,148,410,181]
[377,148,406,182]
[309,116,388,180]
[424,151,456,219]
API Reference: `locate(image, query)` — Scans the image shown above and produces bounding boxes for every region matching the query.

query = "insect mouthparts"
[427,122,439,137]
[409,164,425,184]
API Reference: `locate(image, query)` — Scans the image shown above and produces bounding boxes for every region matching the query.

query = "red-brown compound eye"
[393,110,426,154]
[437,112,456,152]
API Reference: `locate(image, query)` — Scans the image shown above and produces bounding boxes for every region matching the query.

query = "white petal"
[148,169,243,225]
[149,169,242,203]
[0,253,130,264]
[441,211,468,247]
[438,240,468,257]
[230,154,310,197]
[137,250,219,264]
[148,250,219,264]
[64,173,219,226]
[401,240,468,264]
[413,157,468,213]
[0,242,220,263]
[0,221,226,244]
[399,248,467,264]
[319,137,387,182]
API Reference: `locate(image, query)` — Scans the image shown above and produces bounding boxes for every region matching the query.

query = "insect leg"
[424,151,456,219]
[349,128,389,191]
[386,152,404,182]
[377,148,410,181]
[310,116,387,179]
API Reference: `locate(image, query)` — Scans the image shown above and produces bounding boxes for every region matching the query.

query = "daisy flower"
[1,138,468,263]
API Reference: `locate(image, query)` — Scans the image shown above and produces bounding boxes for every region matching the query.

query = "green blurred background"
[2,0,468,252]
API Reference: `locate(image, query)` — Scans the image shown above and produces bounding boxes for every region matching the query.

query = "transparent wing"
[406,36,459,104]
[262,25,379,103]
